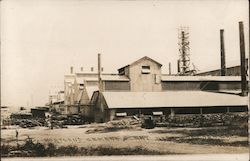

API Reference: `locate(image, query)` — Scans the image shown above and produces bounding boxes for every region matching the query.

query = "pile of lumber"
[162,112,248,127]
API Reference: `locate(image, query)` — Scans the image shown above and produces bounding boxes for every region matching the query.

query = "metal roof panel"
[102,91,248,109]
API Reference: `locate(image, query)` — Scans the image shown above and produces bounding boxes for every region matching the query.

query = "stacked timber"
[161,112,247,127]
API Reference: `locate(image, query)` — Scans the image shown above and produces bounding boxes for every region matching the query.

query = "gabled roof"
[118,56,162,71]
[85,86,99,98]
[102,91,248,109]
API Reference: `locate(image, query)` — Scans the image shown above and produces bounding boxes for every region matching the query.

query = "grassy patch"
[2,137,180,157]
[183,126,248,137]
[158,136,248,147]
[152,126,248,137]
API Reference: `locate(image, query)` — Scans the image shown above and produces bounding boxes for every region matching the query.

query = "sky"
[1,0,249,107]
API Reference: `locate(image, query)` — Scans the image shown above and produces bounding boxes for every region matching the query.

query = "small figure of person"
[15,129,19,140]
[27,135,32,143]
[15,129,19,149]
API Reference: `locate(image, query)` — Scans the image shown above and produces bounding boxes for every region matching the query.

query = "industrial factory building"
[47,22,249,123]
[49,55,247,123]
[89,56,248,122]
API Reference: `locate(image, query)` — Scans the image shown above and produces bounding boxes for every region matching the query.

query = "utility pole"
[168,62,171,75]
[97,53,103,122]
[239,21,248,96]
[98,53,102,92]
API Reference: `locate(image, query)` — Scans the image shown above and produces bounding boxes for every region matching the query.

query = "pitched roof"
[118,56,162,71]
[85,85,99,98]
[197,58,248,74]
[102,91,248,109]
[131,56,162,67]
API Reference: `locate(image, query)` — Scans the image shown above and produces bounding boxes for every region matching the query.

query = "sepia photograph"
[1,0,249,161]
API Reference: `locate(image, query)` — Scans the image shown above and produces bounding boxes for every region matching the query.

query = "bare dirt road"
[1,123,248,155]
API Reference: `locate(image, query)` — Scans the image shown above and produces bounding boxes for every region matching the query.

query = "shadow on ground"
[151,126,248,147]
[151,126,248,137]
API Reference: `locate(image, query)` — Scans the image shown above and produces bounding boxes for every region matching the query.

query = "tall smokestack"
[169,62,171,75]
[70,66,73,74]
[98,53,102,92]
[177,60,180,73]
[239,21,248,96]
[220,29,226,76]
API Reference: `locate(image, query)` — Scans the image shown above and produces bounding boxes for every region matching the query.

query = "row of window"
[115,107,248,117]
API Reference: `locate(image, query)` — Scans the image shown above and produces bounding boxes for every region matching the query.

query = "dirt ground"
[1,123,248,155]
[2,154,249,161]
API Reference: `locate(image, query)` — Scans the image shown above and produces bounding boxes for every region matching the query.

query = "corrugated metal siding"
[162,81,242,91]
[79,105,93,118]
[162,81,201,90]
[201,81,241,90]
[104,81,130,91]
[218,82,241,90]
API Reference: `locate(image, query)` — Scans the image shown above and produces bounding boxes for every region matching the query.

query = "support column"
[169,62,171,75]
[170,108,175,119]
[200,108,203,114]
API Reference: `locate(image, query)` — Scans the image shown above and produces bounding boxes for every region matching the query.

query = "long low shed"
[94,91,248,122]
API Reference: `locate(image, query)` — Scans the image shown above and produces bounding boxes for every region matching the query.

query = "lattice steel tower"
[178,27,191,75]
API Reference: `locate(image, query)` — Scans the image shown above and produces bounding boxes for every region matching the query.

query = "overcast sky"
[1,0,249,107]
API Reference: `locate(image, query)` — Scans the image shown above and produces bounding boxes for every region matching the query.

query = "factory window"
[119,68,125,75]
[141,66,150,74]
[153,111,163,116]
[116,112,127,117]
[79,84,84,90]
[155,74,161,84]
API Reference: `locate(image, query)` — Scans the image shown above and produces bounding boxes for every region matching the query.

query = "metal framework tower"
[178,27,191,75]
